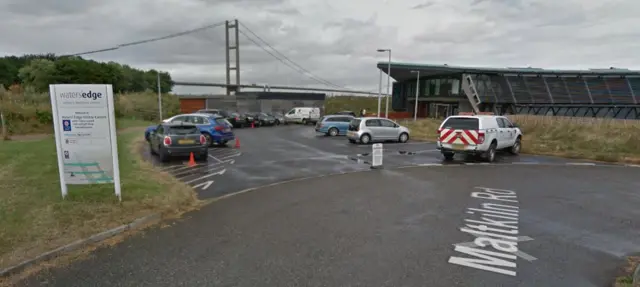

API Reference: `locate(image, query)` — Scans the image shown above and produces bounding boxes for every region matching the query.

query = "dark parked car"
[239,112,260,127]
[267,112,285,125]
[257,112,277,126]
[148,122,208,162]
[225,112,247,128]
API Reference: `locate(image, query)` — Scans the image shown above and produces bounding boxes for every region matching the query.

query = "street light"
[377,69,382,117]
[377,48,391,118]
[411,70,420,122]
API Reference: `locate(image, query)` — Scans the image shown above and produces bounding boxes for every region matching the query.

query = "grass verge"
[0,130,201,271]
[402,115,640,164]
[614,256,639,287]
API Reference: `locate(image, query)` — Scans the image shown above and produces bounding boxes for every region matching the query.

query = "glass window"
[365,119,381,127]
[441,117,479,130]
[434,79,441,96]
[169,125,199,135]
[170,116,186,123]
[451,79,460,95]
[424,80,431,96]
[379,119,396,127]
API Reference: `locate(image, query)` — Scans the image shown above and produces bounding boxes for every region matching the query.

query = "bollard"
[371,143,383,169]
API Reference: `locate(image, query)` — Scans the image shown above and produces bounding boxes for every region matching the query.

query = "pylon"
[234,138,240,148]
[188,152,196,167]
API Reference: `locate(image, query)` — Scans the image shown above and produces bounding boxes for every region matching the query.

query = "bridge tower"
[225,19,240,95]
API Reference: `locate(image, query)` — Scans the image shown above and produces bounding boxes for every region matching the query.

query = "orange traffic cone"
[234,138,240,148]
[188,152,196,167]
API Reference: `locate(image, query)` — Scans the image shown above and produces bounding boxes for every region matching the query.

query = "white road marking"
[418,163,443,166]
[625,164,640,168]
[185,169,226,184]
[511,162,540,165]
[208,154,224,163]
[448,187,534,277]
[210,150,239,158]
[166,163,203,173]
[193,180,214,190]
[218,152,242,160]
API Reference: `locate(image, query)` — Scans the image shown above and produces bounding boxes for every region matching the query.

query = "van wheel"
[328,128,339,136]
[302,118,308,125]
[509,137,521,155]
[360,134,371,144]
[484,142,497,163]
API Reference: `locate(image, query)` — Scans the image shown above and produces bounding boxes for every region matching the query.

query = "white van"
[284,107,321,125]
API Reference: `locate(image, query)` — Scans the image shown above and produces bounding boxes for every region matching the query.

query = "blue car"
[145,113,234,146]
[314,115,355,136]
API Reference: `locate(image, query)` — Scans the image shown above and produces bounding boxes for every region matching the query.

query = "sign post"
[49,84,121,201]
[371,143,383,169]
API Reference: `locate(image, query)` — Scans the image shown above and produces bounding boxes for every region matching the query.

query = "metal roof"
[376,62,640,82]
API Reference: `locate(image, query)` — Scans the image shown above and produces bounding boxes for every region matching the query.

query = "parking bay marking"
[192,180,214,190]
[184,168,226,184]
[448,187,536,277]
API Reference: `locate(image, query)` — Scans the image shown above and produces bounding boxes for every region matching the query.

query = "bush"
[0,90,181,135]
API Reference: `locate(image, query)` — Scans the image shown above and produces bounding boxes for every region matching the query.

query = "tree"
[18,59,56,92]
[1,54,174,93]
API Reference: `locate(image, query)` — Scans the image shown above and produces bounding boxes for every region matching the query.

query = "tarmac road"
[18,164,640,286]
[143,125,603,199]
[17,125,640,286]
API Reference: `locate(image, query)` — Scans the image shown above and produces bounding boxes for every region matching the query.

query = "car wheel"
[158,148,170,162]
[149,143,157,155]
[328,128,339,137]
[443,152,454,161]
[398,132,409,143]
[484,142,497,163]
[199,149,209,161]
[360,134,371,145]
[203,133,213,147]
[509,137,521,155]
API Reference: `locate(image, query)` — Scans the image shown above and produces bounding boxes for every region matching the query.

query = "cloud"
[1,0,640,95]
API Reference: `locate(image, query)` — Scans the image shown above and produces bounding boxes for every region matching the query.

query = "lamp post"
[411,70,420,122]
[377,69,382,117]
[377,49,391,118]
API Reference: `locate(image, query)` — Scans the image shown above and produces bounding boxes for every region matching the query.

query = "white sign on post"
[49,84,121,201]
[371,143,383,169]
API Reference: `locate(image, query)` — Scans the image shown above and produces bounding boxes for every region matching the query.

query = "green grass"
[0,130,200,270]
[115,118,155,130]
[403,115,640,164]
[324,96,379,114]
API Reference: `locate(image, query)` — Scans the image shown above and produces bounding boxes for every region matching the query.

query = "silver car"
[346,117,411,144]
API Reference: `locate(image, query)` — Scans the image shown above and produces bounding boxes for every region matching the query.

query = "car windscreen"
[441,117,479,130]
[168,126,198,135]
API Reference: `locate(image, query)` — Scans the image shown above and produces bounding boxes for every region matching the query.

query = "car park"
[145,113,234,146]
[148,122,208,162]
[436,112,522,162]
[284,107,321,125]
[346,117,410,144]
[315,115,354,136]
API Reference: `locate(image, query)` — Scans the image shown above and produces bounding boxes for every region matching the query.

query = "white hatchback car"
[346,117,410,144]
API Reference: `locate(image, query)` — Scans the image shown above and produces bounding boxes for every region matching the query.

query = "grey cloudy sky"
[1,0,639,94]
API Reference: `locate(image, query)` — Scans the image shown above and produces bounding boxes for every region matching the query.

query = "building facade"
[177,92,326,114]
[379,62,640,119]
